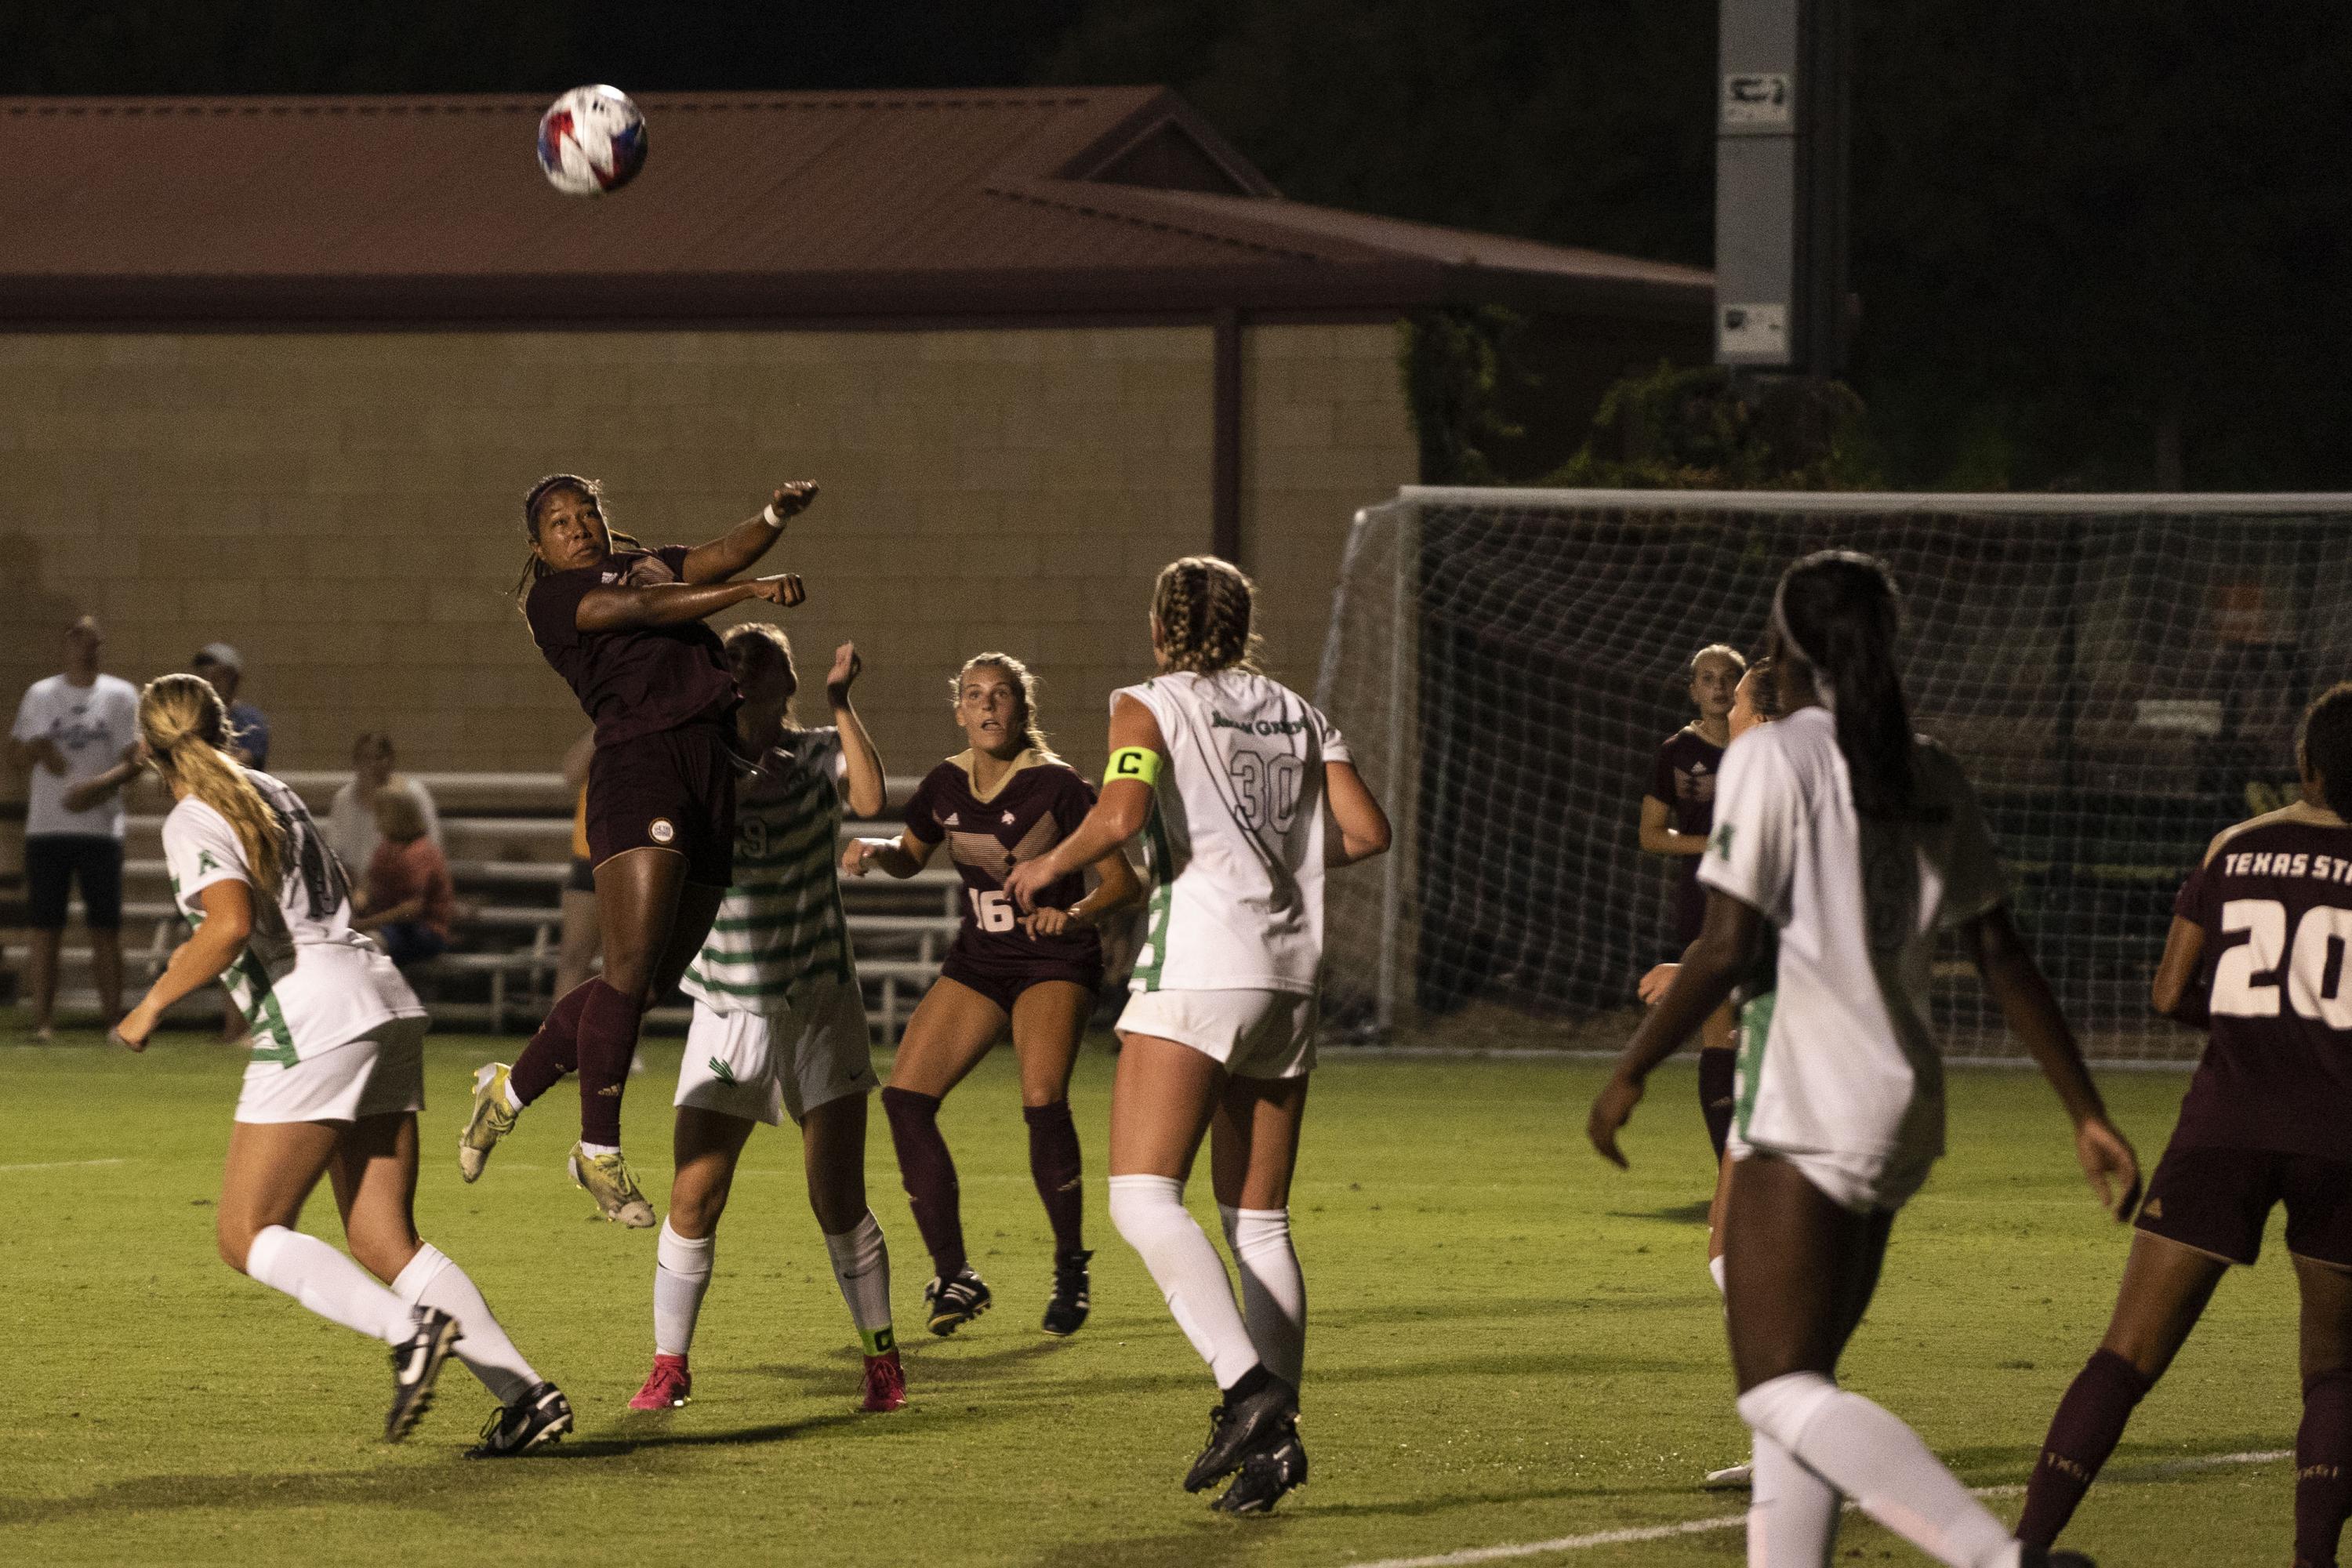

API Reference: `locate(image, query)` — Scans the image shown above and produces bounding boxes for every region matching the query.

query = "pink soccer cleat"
[860,1348,907,1413]
[628,1353,691,1410]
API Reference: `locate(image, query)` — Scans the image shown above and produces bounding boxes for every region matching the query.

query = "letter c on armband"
[1105,747,1163,788]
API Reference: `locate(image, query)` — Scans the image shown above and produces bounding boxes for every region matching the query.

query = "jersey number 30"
[1228,752,1304,833]
[2212,898,2352,1027]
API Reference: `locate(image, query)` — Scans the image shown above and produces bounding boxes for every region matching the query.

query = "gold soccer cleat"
[459,1062,519,1183]
[568,1142,657,1228]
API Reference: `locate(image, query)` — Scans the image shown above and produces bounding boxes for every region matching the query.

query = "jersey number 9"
[2212,898,2352,1028]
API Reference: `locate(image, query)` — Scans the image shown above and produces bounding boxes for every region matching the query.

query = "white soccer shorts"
[234,1015,429,1124]
[1726,1132,1940,1214]
[677,979,876,1127]
[1115,987,1319,1080]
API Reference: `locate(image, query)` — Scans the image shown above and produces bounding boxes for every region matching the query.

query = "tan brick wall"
[0,326,1224,793]
[1238,321,1420,698]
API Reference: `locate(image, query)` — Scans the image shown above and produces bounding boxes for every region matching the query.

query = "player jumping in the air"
[462,475,815,1226]
[1005,557,1392,1515]
[2017,682,2352,1568]
[1640,643,1747,1163]
[1589,552,2136,1568]
[114,674,569,1454]
[845,652,1141,1338]
[630,626,907,1415]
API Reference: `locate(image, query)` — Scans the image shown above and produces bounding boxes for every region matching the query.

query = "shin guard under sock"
[881,1087,966,1279]
[2016,1348,2154,1548]
[1023,1099,1085,1255]
[573,979,643,1147]
[509,980,596,1106]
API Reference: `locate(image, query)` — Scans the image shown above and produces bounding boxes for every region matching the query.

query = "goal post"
[1313,486,2352,1058]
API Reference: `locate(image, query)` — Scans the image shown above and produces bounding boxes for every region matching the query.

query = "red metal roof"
[0,86,1710,325]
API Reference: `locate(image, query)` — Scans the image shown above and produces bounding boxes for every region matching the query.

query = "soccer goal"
[1314,487,2352,1060]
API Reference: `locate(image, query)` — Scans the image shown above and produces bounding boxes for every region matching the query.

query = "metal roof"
[0,86,1711,326]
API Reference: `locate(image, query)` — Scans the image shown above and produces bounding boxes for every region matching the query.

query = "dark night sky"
[9,0,2349,490]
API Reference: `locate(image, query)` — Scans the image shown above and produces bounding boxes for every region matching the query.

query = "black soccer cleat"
[1210,1425,1308,1515]
[2020,1551,2096,1568]
[924,1269,993,1336]
[465,1381,575,1459]
[1183,1373,1300,1493]
[1042,1249,1093,1337]
[385,1307,462,1443]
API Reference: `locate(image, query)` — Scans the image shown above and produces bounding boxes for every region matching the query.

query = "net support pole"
[1374,500,1419,1032]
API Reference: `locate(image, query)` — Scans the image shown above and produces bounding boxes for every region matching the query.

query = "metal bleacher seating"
[16,769,962,1040]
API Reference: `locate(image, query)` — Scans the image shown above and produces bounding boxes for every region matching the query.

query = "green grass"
[0,1029,2309,1566]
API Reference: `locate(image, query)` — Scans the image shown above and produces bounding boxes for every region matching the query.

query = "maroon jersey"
[525,545,737,746]
[904,753,1102,974]
[1648,727,1724,943]
[2170,805,2352,1159]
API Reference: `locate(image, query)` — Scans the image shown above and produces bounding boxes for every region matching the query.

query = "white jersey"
[1698,706,2005,1163]
[164,769,423,1065]
[681,728,855,1016]
[1117,670,1351,994]
[12,673,139,838]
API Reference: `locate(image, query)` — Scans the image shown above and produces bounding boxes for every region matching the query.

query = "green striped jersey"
[681,728,855,1015]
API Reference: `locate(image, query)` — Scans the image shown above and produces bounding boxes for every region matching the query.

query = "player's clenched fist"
[747,573,805,608]
[768,482,819,521]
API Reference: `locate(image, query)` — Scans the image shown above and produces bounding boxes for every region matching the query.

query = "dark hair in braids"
[2300,681,2352,818]
[1773,550,1921,819]
[1151,555,1261,675]
[509,474,646,612]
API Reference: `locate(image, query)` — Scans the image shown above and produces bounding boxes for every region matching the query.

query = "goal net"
[1314,487,2352,1060]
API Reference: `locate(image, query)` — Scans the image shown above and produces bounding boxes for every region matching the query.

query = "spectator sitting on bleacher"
[190,642,270,768]
[325,731,441,877]
[352,789,456,969]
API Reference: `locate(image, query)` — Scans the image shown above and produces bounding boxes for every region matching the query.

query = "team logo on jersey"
[649,818,677,845]
[942,811,960,826]
[198,850,221,874]
[1711,824,1737,859]
[1002,810,1016,825]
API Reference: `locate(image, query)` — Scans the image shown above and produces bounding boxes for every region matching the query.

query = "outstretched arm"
[680,483,819,584]
[114,880,254,1049]
[1962,905,2140,1219]
[575,572,804,633]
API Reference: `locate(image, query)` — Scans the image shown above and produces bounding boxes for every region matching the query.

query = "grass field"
[0,1029,2310,1566]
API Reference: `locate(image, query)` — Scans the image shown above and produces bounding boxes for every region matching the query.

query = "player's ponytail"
[139,673,286,891]
[1152,556,1261,675]
[2299,681,2352,818]
[951,653,1052,757]
[1772,550,1922,820]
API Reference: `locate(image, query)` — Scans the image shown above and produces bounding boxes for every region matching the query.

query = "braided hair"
[2300,681,2352,818]
[1151,555,1261,675]
[509,474,645,612]
[951,652,1051,754]
[1771,550,1923,820]
[139,673,286,892]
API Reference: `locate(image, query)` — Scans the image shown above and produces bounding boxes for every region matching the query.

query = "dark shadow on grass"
[1027,1519,1294,1568]
[1606,1200,1715,1225]
[543,1410,866,1458]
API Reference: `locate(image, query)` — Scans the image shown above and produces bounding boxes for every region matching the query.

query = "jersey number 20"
[2212,898,2352,1027]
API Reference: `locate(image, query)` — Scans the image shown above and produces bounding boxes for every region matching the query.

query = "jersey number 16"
[2212,898,2352,1028]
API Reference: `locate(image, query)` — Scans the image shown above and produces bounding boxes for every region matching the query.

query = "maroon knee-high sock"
[573,979,644,1147]
[1023,1099,1085,1255]
[2016,1348,2154,1547]
[2298,1368,2352,1568]
[881,1087,966,1279]
[508,980,596,1106]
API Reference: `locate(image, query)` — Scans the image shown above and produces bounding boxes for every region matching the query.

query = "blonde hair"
[1687,641,1749,681]
[950,652,1049,753]
[373,787,428,844]
[139,673,285,891]
[1152,556,1260,675]
[723,620,799,726]
[510,474,646,614]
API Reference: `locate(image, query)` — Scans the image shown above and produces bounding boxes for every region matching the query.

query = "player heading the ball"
[462,474,818,1227]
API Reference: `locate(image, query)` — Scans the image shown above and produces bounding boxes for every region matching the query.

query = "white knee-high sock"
[822,1210,895,1354]
[243,1225,410,1344]
[1738,1373,2019,1568]
[1108,1174,1258,1388]
[1748,1431,1840,1567]
[1218,1203,1305,1388]
[655,1221,715,1358]
[1710,1254,1729,1295]
[391,1243,540,1405]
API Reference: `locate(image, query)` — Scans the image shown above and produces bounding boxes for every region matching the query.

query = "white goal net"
[1315,487,2352,1060]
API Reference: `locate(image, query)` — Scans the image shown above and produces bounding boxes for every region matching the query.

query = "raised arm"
[1325,760,1391,866]
[114,879,254,1050]
[1002,695,1166,909]
[575,572,804,633]
[1962,905,2140,1219]
[826,642,886,818]
[680,483,818,584]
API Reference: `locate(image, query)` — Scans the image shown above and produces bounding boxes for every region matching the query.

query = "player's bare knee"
[216,1214,258,1274]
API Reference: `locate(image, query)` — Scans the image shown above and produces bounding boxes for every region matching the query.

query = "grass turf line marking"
[0,1157,128,1173]
[1334,1449,2291,1568]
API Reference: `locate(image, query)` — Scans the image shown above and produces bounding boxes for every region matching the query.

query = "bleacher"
[5,771,962,1040]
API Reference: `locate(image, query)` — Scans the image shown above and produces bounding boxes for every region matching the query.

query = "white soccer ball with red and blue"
[536,85,648,197]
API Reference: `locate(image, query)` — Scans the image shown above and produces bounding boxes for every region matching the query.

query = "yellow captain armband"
[1105,746,1163,788]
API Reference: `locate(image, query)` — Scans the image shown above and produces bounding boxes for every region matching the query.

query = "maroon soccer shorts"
[938,953,1102,1016]
[584,719,737,888]
[2134,1140,2352,1269]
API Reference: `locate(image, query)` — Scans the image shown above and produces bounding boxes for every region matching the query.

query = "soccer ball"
[536,85,648,197]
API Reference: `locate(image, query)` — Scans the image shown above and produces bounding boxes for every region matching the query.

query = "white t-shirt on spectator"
[325,777,442,879]
[12,673,140,839]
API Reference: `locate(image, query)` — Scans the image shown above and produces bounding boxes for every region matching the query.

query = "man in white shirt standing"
[9,616,143,1039]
